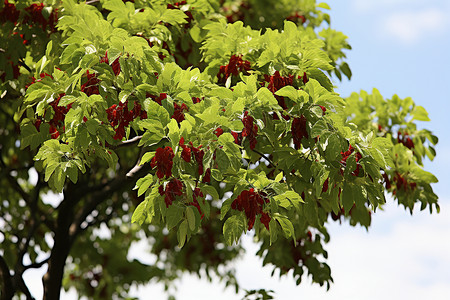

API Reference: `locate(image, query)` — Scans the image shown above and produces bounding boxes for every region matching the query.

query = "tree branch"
[252,148,277,168]
[0,255,14,300]
[13,275,35,300]
[24,257,50,270]
[126,145,146,178]
[110,135,142,150]
[70,163,151,240]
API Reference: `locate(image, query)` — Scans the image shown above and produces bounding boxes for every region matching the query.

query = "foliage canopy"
[0,0,438,299]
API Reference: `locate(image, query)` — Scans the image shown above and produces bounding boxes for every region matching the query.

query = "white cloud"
[381,9,449,44]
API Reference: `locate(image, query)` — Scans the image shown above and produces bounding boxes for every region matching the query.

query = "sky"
[23,1,450,299]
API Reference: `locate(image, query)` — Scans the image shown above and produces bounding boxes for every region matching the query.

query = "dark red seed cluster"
[213,127,223,137]
[106,101,147,140]
[151,146,175,179]
[179,136,208,179]
[242,111,258,150]
[100,51,121,76]
[0,0,20,23]
[202,168,211,183]
[190,142,205,175]
[34,94,71,139]
[23,3,58,32]
[381,172,391,189]
[1,1,58,31]
[397,131,414,149]
[0,1,59,82]
[392,172,417,194]
[148,93,167,105]
[172,102,189,123]
[179,137,204,175]
[80,71,100,96]
[231,188,271,231]
[158,178,183,207]
[264,71,294,109]
[340,145,363,176]
[217,55,251,84]
[291,115,308,149]
[179,137,192,162]
[192,97,202,104]
[189,187,205,218]
[319,105,326,115]
[231,131,243,145]
[286,12,306,24]
[149,93,189,123]
[28,72,53,88]
[322,178,329,193]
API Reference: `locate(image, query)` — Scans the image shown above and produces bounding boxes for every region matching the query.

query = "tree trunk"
[42,192,76,300]
[0,255,14,300]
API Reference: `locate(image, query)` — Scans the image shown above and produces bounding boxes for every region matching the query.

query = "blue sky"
[24,1,450,299]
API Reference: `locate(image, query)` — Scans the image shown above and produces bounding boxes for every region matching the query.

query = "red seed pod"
[291,115,308,149]
[151,146,175,179]
[242,111,258,150]
[159,178,183,207]
[217,55,251,84]
[231,188,270,231]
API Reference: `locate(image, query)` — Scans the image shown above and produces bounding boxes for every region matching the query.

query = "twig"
[24,257,50,270]
[85,0,100,4]
[126,146,146,178]
[110,135,142,150]
[252,148,277,168]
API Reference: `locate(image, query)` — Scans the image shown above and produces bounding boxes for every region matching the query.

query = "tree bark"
[0,255,14,300]
[42,189,77,300]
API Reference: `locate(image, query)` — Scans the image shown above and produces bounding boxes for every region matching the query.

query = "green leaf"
[166,204,184,230]
[135,174,154,197]
[311,119,327,137]
[275,86,298,101]
[51,167,65,192]
[342,183,358,215]
[223,215,245,246]
[257,87,278,106]
[410,167,438,183]
[132,200,147,225]
[20,123,49,150]
[220,198,233,220]
[186,206,196,231]
[274,215,295,242]
[269,218,278,245]
[138,119,165,147]
[411,105,430,121]
[143,99,170,127]
[177,220,188,248]
[201,185,219,200]
[317,2,331,9]
[167,118,180,149]
[66,164,78,184]
[340,62,352,79]
[140,151,156,165]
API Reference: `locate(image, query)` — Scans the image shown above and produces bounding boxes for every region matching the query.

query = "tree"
[0,0,439,299]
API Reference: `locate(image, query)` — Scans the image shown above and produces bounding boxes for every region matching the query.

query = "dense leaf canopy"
[0,0,438,299]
